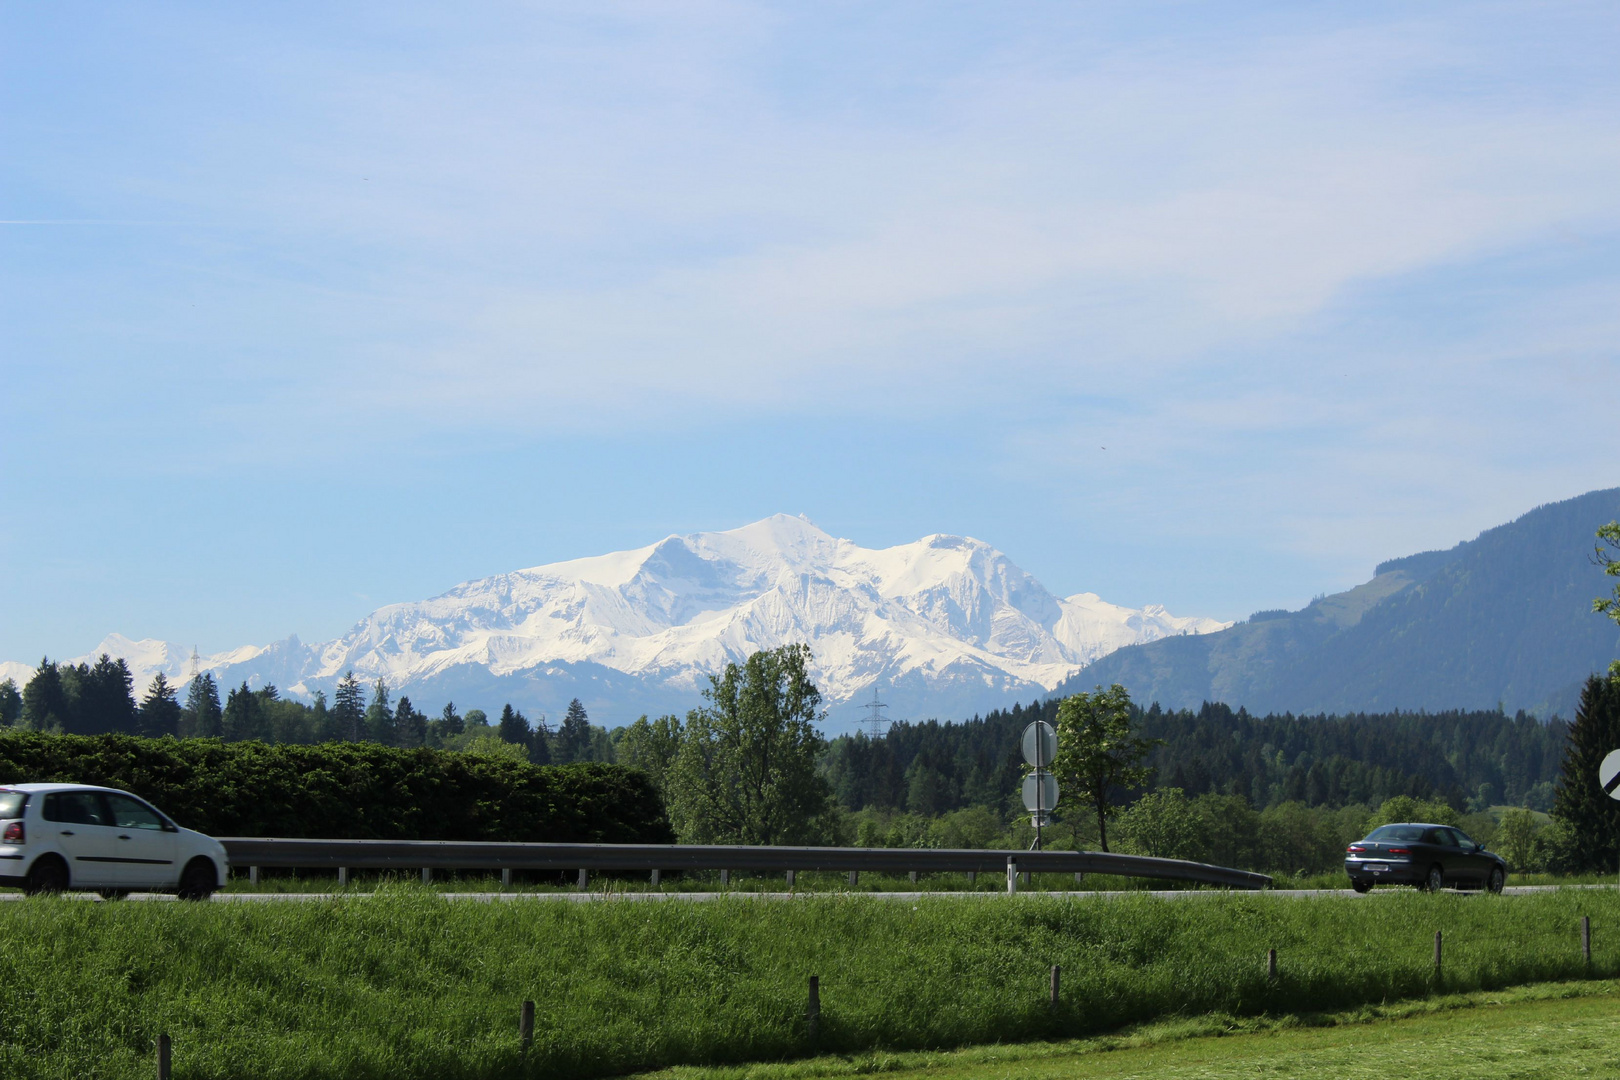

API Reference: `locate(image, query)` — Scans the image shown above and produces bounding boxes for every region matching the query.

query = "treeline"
[0,731,673,843]
[823,699,1567,817]
[0,658,614,765]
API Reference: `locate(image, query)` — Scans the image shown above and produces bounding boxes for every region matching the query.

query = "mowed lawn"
[643,984,1620,1080]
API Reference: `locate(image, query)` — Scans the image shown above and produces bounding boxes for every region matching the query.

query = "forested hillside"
[823,698,1566,817]
[1058,488,1620,716]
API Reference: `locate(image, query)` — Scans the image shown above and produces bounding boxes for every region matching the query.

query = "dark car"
[1344,822,1506,894]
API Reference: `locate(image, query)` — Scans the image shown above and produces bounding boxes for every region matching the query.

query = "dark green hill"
[1059,488,1620,716]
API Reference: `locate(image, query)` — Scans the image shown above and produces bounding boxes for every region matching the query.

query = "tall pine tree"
[332,672,365,741]
[0,678,21,727]
[555,698,591,763]
[21,659,70,732]
[221,682,267,742]
[183,673,223,738]
[1551,674,1620,872]
[364,679,392,744]
[137,673,182,738]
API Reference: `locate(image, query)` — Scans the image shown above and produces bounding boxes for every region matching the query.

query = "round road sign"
[1600,749,1620,801]
[1022,721,1056,768]
[1022,769,1059,813]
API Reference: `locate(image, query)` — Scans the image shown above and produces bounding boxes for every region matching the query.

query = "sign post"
[1021,721,1059,851]
[1600,750,1620,888]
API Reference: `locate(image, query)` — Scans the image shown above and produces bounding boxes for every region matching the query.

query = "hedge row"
[0,732,674,843]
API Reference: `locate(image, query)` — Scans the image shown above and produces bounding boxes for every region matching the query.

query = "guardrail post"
[651,868,660,888]
[1266,948,1277,980]
[501,868,512,888]
[968,871,976,885]
[1582,916,1592,965]
[785,870,795,888]
[577,868,588,891]
[1050,965,1060,1010]
[1006,857,1017,895]
[1434,930,1442,986]
[720,869,730,888]
[249,866,259,886]
[157,1033,171,1080]
[520,999,534,1054]
[421,867,432,886]
[1074,872,1084,886]
[337,867,348,888]
[847,870,858,888]
[806,975,820,1046]
[909,871,918,885]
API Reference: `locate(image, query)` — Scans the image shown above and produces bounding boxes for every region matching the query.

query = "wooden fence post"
[1050,965,1061,1009]
[520,1000,534,1054]
[1266,948,1277,980]
[157,1033,171,1080]
[1434,930,1443,986]
[807,975,820,1046]
[1582,916,1592,965]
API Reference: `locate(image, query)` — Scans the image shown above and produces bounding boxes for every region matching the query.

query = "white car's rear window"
[0,790,27,820]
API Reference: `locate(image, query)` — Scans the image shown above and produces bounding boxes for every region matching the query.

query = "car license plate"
[1365,863,1389,873]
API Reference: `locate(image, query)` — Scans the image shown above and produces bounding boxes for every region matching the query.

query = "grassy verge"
[639,980,1620,1079]
[2,888,1618,1079]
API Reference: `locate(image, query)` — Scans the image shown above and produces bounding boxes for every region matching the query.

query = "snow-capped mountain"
[6,516,1227,731]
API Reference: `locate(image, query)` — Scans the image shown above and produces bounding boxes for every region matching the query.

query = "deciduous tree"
[1053,683,1155,852]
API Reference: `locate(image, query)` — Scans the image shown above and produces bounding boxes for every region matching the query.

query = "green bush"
[0,731,673,843]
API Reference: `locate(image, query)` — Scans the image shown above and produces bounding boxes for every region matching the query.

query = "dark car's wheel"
[1485,866,1505,894]
[177,858,218,901]
[24,856,69,896]
[1423,864,1445,893]
[1352,879,1372,894]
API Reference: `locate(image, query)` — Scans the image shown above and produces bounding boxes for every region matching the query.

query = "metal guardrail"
[219,838,1273,890]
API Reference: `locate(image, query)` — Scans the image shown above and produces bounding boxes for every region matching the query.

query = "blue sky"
[3,1,1618,662]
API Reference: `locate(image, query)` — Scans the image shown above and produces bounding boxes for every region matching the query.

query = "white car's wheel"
[177,859,218,901]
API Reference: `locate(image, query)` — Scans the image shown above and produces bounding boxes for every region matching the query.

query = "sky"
[2,0,1618,663]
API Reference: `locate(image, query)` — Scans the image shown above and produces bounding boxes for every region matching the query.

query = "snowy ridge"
[6,516,1227,730]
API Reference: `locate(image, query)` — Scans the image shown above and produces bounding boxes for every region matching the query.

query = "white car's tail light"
[2,821,23,844]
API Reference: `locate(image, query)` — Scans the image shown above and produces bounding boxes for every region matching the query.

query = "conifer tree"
[497,703,530,749]
[22,659,70,732]
[555,698,592,763]
[364,679,392,744]
[183,672,223,738]
[393,696,428,748]
[332,672,365,741]
[221,681,267,742]
[137,673,182,738]
[0,678,19,727]
[1551,674,1620,872]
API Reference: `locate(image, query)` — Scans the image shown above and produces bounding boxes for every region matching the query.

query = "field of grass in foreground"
[3,888,1620,1079]
[643,980,1620,1079]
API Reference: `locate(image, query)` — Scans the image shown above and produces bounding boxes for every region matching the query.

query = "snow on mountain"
[5,516,1227,731]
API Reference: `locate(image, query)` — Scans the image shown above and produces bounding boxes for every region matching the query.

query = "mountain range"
[1059,488,1620,719]
[2,516,1225,732]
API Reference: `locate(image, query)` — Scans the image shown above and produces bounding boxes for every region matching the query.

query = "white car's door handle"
[118,834,132,840]
[59,830,74,836]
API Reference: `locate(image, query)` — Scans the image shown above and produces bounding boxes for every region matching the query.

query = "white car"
[0,783,229,899]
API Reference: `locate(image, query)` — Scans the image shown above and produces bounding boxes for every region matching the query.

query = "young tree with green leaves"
[664,644,835,845]
[1053,683,1156,852]
[615,714,684,792]
[1595,521,1620,679]
[137,673,181,738]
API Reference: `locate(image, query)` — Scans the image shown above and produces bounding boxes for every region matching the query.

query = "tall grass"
[0,888,1616,1079]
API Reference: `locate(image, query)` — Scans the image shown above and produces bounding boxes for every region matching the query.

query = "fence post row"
[1266,948,1277,980]
[520,1000,534,1054]
[157,1033,171,1080]
[1434,930,1442,986]
[1582,916,1592,965]
[1049,965,1061,1010]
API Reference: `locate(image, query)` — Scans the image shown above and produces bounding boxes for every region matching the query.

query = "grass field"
[1,888,1618,1079]
[640,981,1620,1079]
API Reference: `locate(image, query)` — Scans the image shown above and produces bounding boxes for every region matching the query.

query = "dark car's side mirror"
[1474,842,1484,851]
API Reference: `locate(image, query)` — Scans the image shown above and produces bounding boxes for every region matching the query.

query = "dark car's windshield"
[1365,825,1426,842]
[0,790,26,820]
